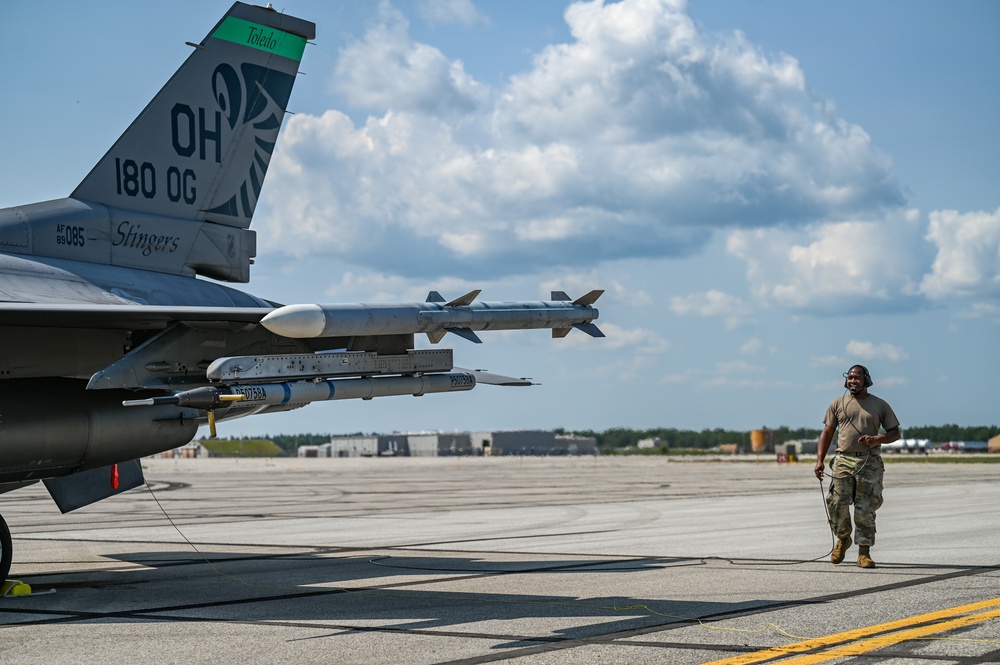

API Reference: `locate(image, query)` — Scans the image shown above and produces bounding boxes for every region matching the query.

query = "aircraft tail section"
[72,3,314,229]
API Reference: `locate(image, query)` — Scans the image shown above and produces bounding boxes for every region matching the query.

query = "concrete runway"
[0,456,998,664]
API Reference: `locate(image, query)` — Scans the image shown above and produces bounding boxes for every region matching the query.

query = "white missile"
[222,373,477,406]
[124,372,477,410]
[123,372,479,437]
[259,290,604,343]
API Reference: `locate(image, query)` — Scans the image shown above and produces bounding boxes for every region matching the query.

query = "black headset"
[843,364,873,388]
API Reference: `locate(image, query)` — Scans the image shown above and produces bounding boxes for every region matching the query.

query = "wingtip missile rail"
[259,290,605,343]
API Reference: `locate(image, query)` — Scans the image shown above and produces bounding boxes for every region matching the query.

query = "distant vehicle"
[881,438,931,453]
[0,3,603,581]
[941,441,989,453]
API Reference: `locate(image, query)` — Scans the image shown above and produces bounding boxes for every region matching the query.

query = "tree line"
[560,425,999,451]
[226,424,998,456]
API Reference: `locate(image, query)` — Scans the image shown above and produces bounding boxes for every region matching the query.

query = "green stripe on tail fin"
[211,16,308,61]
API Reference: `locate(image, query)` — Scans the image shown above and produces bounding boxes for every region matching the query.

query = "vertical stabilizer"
[72,3,315,229]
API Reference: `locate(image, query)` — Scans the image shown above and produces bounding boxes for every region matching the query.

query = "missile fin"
[426,291,446,303]
[445,290,481,307]
[573,322,605,338]
[457,367,535,386]
[447,327,483,344]
[426,330,447,344]
[552,327,571,339]
[551,291,571,301]
[573,290,604,306]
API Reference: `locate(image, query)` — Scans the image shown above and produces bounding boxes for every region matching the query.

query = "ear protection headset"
[843,364,873,388]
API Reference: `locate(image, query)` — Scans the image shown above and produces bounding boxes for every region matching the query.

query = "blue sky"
[2,1,998,437]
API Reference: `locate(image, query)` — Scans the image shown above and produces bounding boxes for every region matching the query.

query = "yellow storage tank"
[751,429,773,453]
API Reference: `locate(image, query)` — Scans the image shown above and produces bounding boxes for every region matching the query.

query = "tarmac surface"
[0,456,998,664]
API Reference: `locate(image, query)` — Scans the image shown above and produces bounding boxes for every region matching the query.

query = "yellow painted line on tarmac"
[701,596,1000,665]
[774,605,1000,664]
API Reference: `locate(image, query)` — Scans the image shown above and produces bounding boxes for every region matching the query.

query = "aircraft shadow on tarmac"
[20,551,770,644]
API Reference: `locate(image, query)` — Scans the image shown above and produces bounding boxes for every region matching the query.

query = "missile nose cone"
[261,304,326,338]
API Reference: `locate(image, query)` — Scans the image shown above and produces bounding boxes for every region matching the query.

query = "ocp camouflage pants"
[826,453,884,547]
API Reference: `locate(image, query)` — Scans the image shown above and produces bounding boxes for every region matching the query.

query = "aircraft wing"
[0,303,272,330]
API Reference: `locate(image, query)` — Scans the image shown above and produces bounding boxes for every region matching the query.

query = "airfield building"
[409,433,476,456]
[311,430,597,457]
[321,435,411,457]
[776,439,819,456]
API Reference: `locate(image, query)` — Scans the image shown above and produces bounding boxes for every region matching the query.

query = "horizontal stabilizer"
[573,322,605,338]
[43,461,145,513]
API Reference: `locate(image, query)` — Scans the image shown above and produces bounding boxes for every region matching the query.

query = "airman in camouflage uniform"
[814,365,900,569]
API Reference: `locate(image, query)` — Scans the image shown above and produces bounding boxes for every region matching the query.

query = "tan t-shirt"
[824,393,900,453]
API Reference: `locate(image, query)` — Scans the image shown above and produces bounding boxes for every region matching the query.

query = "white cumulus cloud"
[417,0,488,26]
[670,289,752,329]
[258,0,904,280]
[332,3,487,114]
[920,208,1000,300]
[726,210,931,313]
[846,340,909,362]
[584,323,669,354]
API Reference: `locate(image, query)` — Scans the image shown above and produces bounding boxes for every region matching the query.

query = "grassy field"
[198,439,283,457]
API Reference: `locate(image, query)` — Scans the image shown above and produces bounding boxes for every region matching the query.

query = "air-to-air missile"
[259,290,605,343]
[123,372,477,411]
[122,290,603,436]
[122,372,478,436]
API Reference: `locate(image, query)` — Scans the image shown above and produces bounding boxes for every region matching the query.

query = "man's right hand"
[814,460,825,480]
